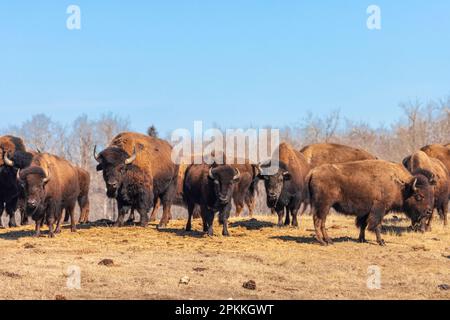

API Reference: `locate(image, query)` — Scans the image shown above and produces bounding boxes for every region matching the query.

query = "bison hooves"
[358,238,368,244]
[377,239,386,246]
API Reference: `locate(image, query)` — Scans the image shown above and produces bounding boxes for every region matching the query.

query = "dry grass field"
[0,213,449,300]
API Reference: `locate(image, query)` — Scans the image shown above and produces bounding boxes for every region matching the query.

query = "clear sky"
[1,1,449,136]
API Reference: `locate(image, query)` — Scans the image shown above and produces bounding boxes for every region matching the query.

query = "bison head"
[208,165,240,206]
[17,166,51,219]
[1,149,33,171]
[94,145,137,198]
[257,160,291,208]
[403,170,435,232]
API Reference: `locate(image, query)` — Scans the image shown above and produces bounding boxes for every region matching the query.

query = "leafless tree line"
[1,97,449,220]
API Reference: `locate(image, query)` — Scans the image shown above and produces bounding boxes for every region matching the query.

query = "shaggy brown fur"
[97,132,179,229]
[420,144,450,175]
[307,160,435,246]
[300,143,377,169]
[403,151,449,228]
[19,153,81,237]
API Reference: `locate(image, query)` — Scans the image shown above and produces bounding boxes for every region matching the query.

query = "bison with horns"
[12,152,83,237]
[94,132,179,229]
[183,163,241,236]
[307,160,435,246]
[0,135,34,228]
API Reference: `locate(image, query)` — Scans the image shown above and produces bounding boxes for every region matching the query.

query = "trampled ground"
[0,214,449,300]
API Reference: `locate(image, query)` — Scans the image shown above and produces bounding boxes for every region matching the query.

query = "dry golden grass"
[0,214,449,300]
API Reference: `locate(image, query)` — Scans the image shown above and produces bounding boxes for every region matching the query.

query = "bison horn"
[412,178,418,192]
[16,169,21,182]
[234,168,241,180]
[43,169,51,184]
[93,145,101,162]
[209,167,215,180]
[3,151,14,167]
[125,146,137,165]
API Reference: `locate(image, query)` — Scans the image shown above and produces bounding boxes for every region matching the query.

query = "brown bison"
[420,144,450,174]
[183,164,241,236]
[300,143,377,169]
[64,167,90,224]
[0,135,33,228]
[232,162,259,218]
[403,151,449,228]
[14,153,81,237]
[95,132,179,229]
[307,160,435,246]
[258,142,310,227]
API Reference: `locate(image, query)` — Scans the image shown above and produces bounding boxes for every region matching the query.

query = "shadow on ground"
[230,218,276,230]
[270,235,363,245]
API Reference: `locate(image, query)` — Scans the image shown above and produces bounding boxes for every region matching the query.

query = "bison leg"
[114,204,128,227]
[138,203,150,227]
[245,192,256,218]
[284,208,291,226]
[185,203,195,232]
[313,214,326,246]
[5,200,18,228]
[64,209,70,224]
[78,195,90,224]
[367,207,386,246]
[66,204,77,232]
[34,217,43,237]
[127,208,136,225]
[438,201,448,226]
[235,203,244,218]
[221,204,232,237]
[275,207,285,227]
[0,202,4,229]
[206,211,215,237]
[425,209,434,232]
[47,218,55,238]
[158,194,173,229]
[150,198,160,222]
[356,215,369,243]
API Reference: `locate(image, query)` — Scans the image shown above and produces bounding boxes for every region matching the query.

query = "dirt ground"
[0,213,449,300]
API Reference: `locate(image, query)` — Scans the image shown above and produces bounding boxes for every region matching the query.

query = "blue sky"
[1,1,449,136]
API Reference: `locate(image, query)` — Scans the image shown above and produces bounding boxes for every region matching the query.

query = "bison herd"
[0,132,449,246]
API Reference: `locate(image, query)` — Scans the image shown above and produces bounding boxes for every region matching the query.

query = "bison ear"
[96,164,103,172]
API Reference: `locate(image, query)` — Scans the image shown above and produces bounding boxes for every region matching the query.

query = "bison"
[420,144,450,174]
[232,162,259,218]
[113,162,154,227]
[403,151,449,229]
[258,142,310,227]
[300,143,377,169]
[63,167,91,224]
[307,160,435,246]
[95,132,179,229]
[183,164,241,236]
[0,135,33,228]
[14,152,81,237]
